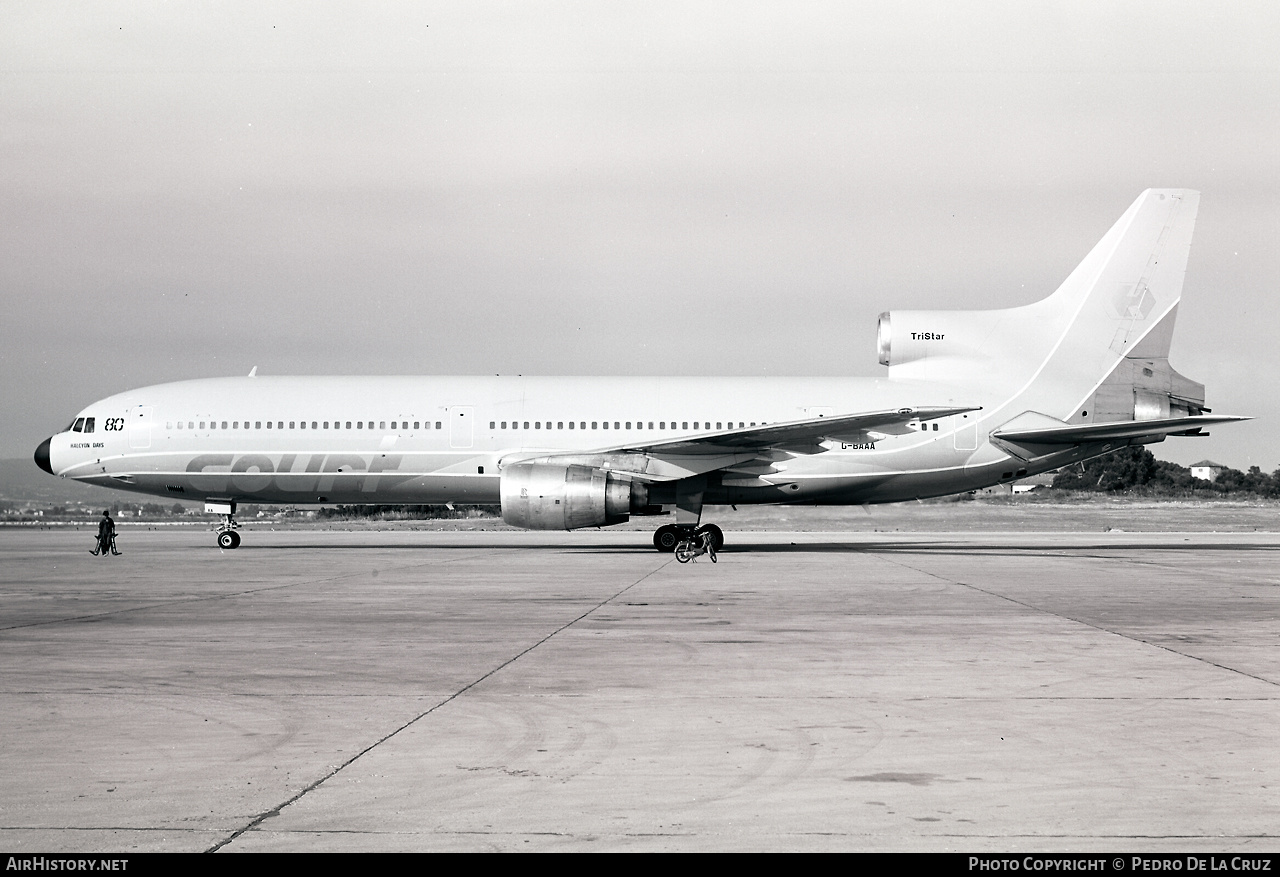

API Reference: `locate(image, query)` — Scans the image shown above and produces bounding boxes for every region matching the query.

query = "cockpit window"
[83,417,95,433]
[71,418,85,432]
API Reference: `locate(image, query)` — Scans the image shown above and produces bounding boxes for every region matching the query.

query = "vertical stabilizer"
[1026,188,1201,422]
[1037,188,1198,369]
[882,189,1201,423]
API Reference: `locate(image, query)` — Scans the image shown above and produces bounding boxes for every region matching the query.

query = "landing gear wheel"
[653,524,682,553]
[695,524,724,552]
[217,530,241,550]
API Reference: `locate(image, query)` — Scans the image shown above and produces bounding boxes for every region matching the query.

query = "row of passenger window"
[166,419,765,432]
[488,421,759,431]
[168,420,442,431]
[99,414,941,437]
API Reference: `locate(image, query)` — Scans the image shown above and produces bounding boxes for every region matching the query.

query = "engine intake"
[877,309,978,367]
[500,463,649,530]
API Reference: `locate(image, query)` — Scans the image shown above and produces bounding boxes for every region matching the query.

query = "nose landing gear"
[207,501,241,550]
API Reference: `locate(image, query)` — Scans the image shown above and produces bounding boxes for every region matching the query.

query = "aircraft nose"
[34,437,53,475]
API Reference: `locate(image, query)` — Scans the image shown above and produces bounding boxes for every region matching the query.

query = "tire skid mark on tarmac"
[442,701,619,791]
[205,557,674,853]
[870,552,1280,689]
[698,724,817,806]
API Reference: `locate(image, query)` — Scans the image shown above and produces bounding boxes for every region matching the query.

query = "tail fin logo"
[1111,282,1156,321]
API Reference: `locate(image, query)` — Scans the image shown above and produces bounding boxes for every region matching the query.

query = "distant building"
[975,471,1057,496]
[975,483,1011,496]
[1012,472,1058,494]
[1190,460,1227,482]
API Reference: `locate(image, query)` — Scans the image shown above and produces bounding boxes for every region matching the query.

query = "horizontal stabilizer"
[993,414,1250,445]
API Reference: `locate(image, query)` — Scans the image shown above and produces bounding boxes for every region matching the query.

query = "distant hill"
[0,458,132,505]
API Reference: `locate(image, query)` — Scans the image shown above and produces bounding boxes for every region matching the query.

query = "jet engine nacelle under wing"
[500,463,650,531]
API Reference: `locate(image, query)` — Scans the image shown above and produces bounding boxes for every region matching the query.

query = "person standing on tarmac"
[92,509,119,556]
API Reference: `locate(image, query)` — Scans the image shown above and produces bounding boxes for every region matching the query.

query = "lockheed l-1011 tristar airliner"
[35,189,1247,552]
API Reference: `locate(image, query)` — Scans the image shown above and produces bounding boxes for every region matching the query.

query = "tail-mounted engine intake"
[500,463,650,531]
[876,309,1010,369]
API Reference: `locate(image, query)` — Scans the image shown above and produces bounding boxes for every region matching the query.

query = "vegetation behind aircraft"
[1051,447,1280,496]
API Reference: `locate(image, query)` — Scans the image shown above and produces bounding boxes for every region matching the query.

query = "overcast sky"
[4,1,1278,469]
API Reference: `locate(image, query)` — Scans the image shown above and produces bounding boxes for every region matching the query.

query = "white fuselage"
[44,373,1062,508]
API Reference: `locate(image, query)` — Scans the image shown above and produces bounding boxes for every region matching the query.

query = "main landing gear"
[207,501,241,550]
[653,523,724,555]
[652,476,724,558]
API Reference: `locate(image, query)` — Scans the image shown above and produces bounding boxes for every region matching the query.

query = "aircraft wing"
[605,406,981,455]
[504,406,980,482]
[993,413,1250,445]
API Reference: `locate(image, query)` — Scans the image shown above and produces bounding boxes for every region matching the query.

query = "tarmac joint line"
[872,552,1280,690]
[204,557,674,853]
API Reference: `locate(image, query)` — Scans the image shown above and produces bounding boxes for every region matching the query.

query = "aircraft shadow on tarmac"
[719,539,1280,553]
[238,537,1280,555]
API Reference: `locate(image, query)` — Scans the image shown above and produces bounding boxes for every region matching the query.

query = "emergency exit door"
[953,412,977,451]
[128,406,153,449]
[449,406,474,449]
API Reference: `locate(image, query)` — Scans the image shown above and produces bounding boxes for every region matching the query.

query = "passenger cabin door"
[449,406,474,449]
[128,405,154,449]
[953,411,977,451]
